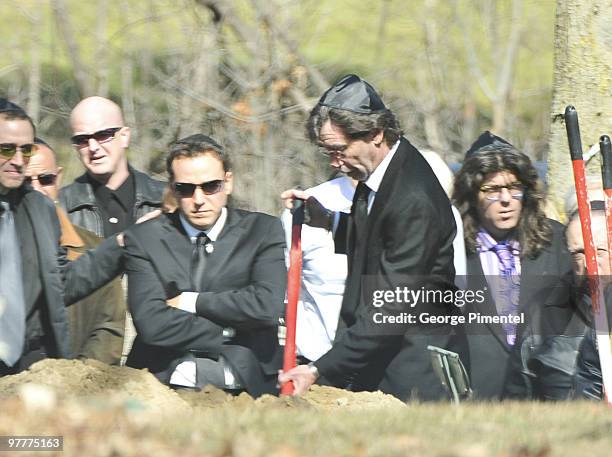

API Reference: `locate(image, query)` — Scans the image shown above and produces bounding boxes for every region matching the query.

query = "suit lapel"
[515,254,541,341]
[347,140,405,268]
[13,191,42,308]
[199,208,247,289]
[517,255,537,312]
[158,212,192,279]
[368,140,405,228]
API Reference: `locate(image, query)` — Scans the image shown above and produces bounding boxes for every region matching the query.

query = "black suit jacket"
[9,186,123,360]
[464,220,586,400]
[315,137,466,401]
[124,209,287,397]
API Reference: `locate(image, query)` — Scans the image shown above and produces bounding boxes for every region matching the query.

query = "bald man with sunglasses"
[58,96,165,363]
[59,96,164,239]
[123,134,286,397]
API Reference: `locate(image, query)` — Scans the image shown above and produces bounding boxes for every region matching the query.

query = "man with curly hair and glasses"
[452,132,586,400]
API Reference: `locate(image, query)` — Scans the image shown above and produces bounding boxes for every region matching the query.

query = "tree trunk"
[547,0,612,220]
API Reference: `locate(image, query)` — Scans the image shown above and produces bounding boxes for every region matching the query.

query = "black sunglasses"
[71,127,122,149]
[173,180,225,197]
[0,143,36,160]
[25,173,57,186]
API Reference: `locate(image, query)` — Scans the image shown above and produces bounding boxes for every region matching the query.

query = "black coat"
[464,220,586,400]
[124,209,287,397]
[314,137,467,401]
[11,186,123,359]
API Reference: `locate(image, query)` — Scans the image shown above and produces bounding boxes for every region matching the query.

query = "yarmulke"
[318,74,386,114]
[465,131,514,158]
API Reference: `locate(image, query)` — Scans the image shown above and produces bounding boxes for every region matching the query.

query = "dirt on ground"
[0,359,610,457]
[0,358,403,412]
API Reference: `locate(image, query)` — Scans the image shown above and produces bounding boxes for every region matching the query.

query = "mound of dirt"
[0,359,405,413]
[302,385,406,409]
[176,382,405,411]
[0,359,189,413]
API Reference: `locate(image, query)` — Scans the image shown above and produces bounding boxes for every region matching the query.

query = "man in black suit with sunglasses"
[123,134,287,397]
[59,96,164,239]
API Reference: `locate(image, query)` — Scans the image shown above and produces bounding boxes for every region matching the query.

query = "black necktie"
[191,232,211,291]
[353,182,371,246]
[342,182,371,316]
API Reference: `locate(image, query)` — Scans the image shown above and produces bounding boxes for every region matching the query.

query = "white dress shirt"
[170,208,233,387]
[281,177,355,361]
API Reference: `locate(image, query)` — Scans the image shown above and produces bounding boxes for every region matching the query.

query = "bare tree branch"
[51,0,93,97]
[454,0,495,100]
[27,6,42,125]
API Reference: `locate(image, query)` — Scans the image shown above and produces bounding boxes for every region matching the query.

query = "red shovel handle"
[566,106,601,311]
[281,199,305,395]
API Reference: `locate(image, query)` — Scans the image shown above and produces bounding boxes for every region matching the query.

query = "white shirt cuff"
[169,361,196,387]
[178,292,198,314]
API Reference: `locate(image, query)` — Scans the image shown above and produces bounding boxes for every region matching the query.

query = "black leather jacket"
[573,329,603,400]
[58,166,165,236]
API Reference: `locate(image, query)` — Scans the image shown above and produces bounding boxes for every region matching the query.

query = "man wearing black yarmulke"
[279,75,467,402]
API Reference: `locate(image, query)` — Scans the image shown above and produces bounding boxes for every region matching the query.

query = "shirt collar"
[179,206,227,242]
[91,171,134,210]
[364,140,400,193]
[476,228,520,253]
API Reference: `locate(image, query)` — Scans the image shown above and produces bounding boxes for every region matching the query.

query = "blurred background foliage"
[0,0,555,213]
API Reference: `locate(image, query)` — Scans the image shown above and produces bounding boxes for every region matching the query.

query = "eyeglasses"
[0,143,36,160]
[25,173,57,186]
[480,182,525,201]
[317,144,348,159]
[71,127,122,149]
[173,180,225,197]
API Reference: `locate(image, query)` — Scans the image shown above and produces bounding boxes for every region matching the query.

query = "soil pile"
[0,359,404,412]
[0,359,189,413]
[0,360,609,457]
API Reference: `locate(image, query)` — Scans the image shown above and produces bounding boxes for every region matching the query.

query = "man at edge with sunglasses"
[0,100,123,375]
[59,96,164,239]
[123,134,286,397]
[25,139,125,365]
